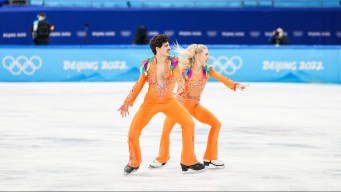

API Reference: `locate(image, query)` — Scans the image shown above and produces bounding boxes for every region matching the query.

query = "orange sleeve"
[210,68,237,91]
[124,74,147,106]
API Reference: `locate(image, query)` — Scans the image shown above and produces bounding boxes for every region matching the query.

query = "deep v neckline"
[155,58,167,86]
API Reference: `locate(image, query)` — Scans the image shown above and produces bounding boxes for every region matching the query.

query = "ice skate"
[180,162,205,173]
[149,159,167,168]
[124,164,139,175]
[203,159,225,168]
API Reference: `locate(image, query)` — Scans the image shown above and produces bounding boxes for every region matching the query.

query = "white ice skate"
[203,159,225,168]
[149,160,167,168]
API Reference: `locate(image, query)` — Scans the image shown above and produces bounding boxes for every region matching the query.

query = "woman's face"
[196,48,209,66]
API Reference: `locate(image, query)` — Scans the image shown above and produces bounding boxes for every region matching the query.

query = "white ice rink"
[0,82,341,191]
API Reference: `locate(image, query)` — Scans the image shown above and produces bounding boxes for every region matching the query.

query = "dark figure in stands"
[269,28,288,45]
[31,13,55,45]
[133,25,149,45]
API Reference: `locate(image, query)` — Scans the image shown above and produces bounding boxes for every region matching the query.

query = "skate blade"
[206,165,225,169]
[124,169,138,175]
[149,164,165,168]
[182,168,206,174]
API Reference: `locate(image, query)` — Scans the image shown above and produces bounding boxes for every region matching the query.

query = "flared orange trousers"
[156,101,221,163]
[127,97,198,167]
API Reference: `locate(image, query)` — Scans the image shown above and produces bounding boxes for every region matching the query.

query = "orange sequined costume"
[156,65,237,163]
[124,56,198,167]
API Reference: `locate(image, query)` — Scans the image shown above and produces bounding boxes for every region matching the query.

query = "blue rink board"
[0,45,340,84]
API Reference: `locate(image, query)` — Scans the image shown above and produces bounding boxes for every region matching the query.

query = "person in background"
[31,12,55,45]
[149,43,248,169]
[133,25,149,45]
[269,28,288,45]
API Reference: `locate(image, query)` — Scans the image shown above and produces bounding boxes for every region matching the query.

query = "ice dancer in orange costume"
[149,43,248,169]
[117,35,205,174]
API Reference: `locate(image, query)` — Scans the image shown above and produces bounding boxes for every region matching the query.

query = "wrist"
[123,101,129,106]
[233,82,238,91]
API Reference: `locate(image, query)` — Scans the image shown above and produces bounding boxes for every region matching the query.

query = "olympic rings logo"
[2,56,42,76]
[209,55,243,75]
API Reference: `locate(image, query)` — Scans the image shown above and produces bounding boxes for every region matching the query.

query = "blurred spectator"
[0,0,9,6]
[269,28,288,45]
[133,25,148,45]
[31,12,55,45]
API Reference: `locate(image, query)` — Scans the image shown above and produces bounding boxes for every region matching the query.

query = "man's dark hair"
[149,34,169,55]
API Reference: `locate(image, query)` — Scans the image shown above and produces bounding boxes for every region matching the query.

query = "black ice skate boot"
[180,162,205,173]
[124,164,139,175]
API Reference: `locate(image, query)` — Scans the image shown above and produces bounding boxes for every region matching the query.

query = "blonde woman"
[150,43,248,168]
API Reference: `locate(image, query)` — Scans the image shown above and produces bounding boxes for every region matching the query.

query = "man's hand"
[117,103,129,118]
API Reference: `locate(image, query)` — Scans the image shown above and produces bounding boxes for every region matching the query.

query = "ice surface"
[0,82,340,191]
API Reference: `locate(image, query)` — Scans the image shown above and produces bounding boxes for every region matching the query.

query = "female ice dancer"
[150,43,248,168]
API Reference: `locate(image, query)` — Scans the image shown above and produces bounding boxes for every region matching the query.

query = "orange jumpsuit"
[156,65,237,163]
[124,56,198,168]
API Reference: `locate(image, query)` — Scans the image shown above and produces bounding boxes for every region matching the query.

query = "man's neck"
[155,55,168,64]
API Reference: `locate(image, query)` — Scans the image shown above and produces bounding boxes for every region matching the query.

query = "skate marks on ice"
[0,82,341,190]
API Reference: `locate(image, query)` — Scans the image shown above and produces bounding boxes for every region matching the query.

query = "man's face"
[156,42,170,57]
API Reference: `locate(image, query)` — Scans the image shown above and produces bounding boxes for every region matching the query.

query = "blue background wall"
[1,7,341,45]
[1,45,340,83]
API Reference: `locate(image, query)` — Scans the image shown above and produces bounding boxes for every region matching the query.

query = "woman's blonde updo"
[173,42,207,69]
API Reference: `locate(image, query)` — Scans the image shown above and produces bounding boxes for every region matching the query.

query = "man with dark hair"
[117,34,205,174]
[31,12,55,45]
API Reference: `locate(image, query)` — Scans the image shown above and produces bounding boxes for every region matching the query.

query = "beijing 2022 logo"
[2,56,42,75]
[209,55,243,75]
